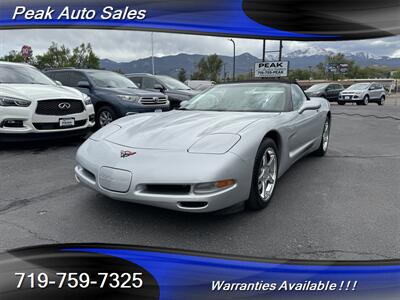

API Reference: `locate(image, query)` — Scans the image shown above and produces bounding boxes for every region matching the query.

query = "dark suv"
[46,69,169,128]
[305,83,344,101]
[126,73,200,109]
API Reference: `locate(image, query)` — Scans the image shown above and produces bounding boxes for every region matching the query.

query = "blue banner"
[0,0,399,40]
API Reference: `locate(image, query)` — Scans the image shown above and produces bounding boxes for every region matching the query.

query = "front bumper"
[338,94,362,102]
[75,139,252,213]
[0,105,95,135]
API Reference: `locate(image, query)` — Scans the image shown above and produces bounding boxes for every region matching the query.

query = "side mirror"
[78,80,91,89]
[299,100,321,114]
[55,80,62,86]
[153,83,165,92]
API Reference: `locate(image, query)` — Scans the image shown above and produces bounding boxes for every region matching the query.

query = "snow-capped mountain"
[100,47,400,77]
[286,47,336,58]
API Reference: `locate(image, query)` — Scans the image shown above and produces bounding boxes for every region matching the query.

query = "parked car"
[75,81,331,213]
[185,80,216,91]
[338,82,386,105]
[0,62,95,141]
[126,73,200,109]
[46,69,169,128]
[305,83,344,101]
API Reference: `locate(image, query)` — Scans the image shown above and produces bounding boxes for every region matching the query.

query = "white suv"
[0,62,95,140]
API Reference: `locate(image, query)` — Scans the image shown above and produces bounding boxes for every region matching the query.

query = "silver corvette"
[75,81,331,213]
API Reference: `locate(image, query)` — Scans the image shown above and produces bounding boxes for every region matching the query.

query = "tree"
[34,42,71,69]
[70,43,100,69]
[178,68,187,82]
[34,42,99,70]
[393,71,400,79]
[192,54,223,82]
[0,50,25,63]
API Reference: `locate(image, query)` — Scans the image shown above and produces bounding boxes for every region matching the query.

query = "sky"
[0,29,399,62]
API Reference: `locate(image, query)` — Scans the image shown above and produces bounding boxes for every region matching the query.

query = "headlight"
[118,95,140,102]
[188,134,241,154]
[83,95,92,105]
[194,179,236,194]
[0,96,31,107]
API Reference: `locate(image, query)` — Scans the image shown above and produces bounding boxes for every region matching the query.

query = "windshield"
[348,83,370,90]
[184,83,289,112]
[0,64,56,85]
[157,75,191,90]
[307,83,328,91]
[87,71,138,88]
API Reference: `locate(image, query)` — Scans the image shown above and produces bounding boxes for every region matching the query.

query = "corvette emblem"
[120,150,136,158]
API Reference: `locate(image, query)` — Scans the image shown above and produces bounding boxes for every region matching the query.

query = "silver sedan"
[75,81,331,213]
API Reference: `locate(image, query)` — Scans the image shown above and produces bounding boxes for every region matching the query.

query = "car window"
[291,84,307,111]
[142,77,158,89]
[68,72,87,87]
[49,71,86,87]
[0,64,55,85]
[185,83,289,112]
[129,76,143,88]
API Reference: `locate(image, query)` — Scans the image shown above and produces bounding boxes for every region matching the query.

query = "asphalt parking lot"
[1,97,399,260]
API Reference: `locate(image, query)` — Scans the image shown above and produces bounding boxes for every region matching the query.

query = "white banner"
[255,61,289,78]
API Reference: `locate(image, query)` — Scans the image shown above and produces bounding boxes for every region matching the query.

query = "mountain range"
[100,46,400,78]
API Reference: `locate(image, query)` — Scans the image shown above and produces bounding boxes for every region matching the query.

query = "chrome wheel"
[99,111,113,127]
[257,147,277,202]
[322,119,330,152]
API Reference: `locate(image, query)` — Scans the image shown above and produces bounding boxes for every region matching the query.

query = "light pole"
[229,39,236,81]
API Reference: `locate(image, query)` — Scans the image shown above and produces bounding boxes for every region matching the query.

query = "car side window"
[50,72,68,84]
[67,72,88,87]
[142,77,157,89]
[130,77,143,88]
[291,85,307,111]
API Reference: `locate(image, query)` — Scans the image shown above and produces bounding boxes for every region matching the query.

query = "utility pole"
[278,40,283,61]
[262,39,266,62]
[151,32,155,75]
[229,39,236,81]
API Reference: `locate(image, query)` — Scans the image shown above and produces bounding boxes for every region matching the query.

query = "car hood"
[0,84,84,101]
[95,87,165,97]
[342,88,365,93]
[105,110,280,150]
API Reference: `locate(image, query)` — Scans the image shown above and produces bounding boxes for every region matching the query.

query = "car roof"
[0,61,36,68]
[46,68,114,73]
[125,73,153,76]
[217,79,297,86]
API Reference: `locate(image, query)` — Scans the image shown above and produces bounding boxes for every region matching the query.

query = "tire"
[313,117,331,157]
[378,96,385,106]
[247,138,279,210]
[338,101,345,105]
[96,106,116,128]
[362,95,369,105]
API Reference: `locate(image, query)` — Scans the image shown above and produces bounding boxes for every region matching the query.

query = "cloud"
[0,29,399,61]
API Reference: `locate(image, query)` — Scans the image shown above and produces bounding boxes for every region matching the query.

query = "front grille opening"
[139,97,168,106]
[178,201,208,209]
[2,120,24,128]
[33,119,86,130]
[81,167,96,183]
[144,184,191,195]
[36,99,84,116]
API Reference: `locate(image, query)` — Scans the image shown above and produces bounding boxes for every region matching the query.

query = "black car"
[126,73,200,109]
[46,69,169,128]
[305,83,344,101]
